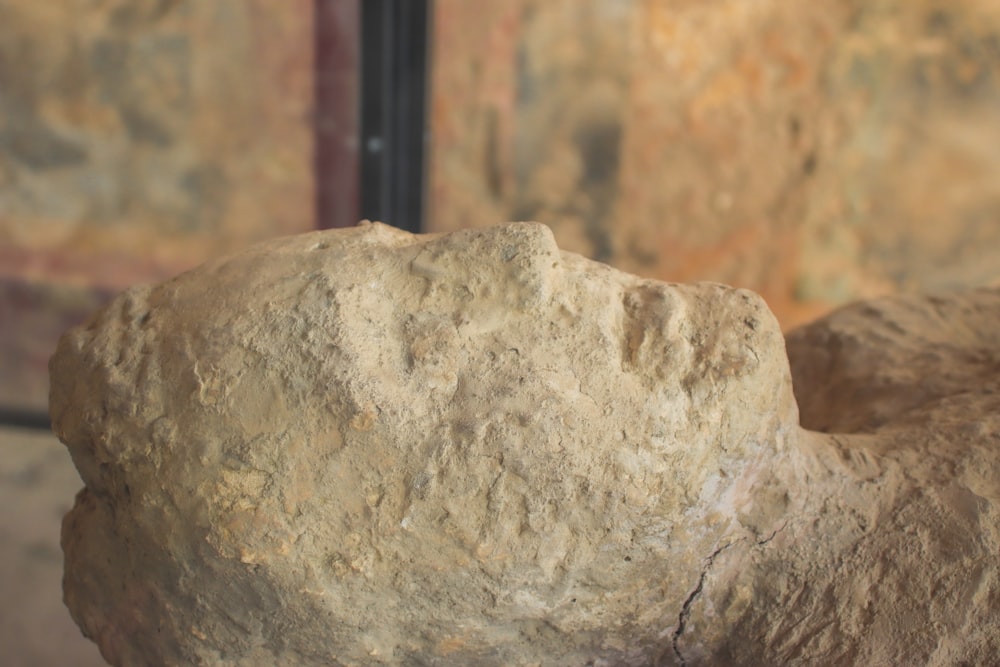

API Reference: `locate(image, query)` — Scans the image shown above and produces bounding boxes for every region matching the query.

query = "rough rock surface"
[681,289,1000,665]
[50,222,999,666]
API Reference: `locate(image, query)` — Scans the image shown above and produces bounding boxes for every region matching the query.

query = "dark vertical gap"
[315,0,360,229]
[359,2,386,225]
[360,0,431,233]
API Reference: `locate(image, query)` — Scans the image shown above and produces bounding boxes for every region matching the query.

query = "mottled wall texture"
[428,0,1000,327]
[0,0,315,411]
[0,0,314,283]
[6,0,1000,410]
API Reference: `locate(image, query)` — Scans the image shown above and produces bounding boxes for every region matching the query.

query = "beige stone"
[682,288,1000,665]
[50,223,1000,665]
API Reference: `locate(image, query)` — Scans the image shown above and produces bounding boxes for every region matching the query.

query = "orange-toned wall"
[0,0,315,411]
[7,0,1000,410]
[428,0,1000,329]
[0,0,315,290]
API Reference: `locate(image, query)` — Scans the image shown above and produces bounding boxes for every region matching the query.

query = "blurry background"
[2,0,1000,664]
[428,0,1000,325]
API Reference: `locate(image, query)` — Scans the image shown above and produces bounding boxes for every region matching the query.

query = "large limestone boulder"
[49,222,999,665]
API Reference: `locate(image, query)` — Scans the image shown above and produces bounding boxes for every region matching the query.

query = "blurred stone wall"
[0,0,314,286]
[428,0,1000,328]
[0,0,315,412]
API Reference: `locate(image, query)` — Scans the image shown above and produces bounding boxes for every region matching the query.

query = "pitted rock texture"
[680,289,1000,666]
[50,222,795,666]
[50,222,1000,666]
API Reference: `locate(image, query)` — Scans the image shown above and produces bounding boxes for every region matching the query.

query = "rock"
[50,222,1000,666]
[50,222,794,666]
[787,288,1000,434]
[687,289,1000,665]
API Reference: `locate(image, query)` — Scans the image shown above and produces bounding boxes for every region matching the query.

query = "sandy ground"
[0,425,106,666]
